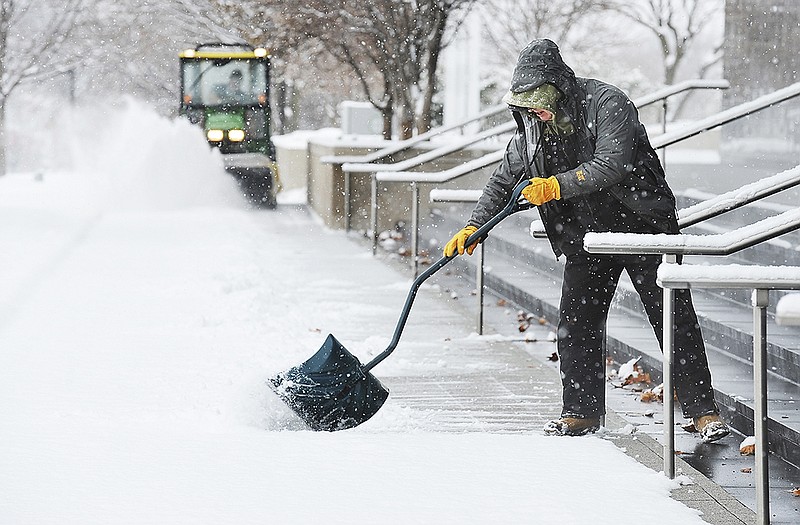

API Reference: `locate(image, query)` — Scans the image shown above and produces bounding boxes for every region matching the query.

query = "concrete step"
[421,207,800,469]
[430,209,800,385]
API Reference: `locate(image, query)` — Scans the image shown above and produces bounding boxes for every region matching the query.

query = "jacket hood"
[508,39,583,134]
[509,39,576,95]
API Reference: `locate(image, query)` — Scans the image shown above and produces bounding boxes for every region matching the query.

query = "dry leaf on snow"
[639,383,664,403]
[740,436,756,455]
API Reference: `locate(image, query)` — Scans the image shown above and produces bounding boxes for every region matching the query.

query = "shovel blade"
[269,334,389,431]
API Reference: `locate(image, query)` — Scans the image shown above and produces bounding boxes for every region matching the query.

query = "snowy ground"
[0,103,707,524]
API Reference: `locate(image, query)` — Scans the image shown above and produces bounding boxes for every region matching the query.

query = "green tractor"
[179,43,280,208]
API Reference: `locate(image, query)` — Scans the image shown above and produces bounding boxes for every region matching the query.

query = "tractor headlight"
[207,129,224,142]
[228,129,245,142]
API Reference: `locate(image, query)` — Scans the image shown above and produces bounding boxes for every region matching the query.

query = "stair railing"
[373,81,732,276]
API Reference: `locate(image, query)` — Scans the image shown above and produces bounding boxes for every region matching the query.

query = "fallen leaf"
[623,369,652,386]
[640,386,664,403]
[790,488,800,497]
[618,357,641,384]
[518,322,529,332]
[740,435,756,455]
[547,352,559,362]
[538,317,548,325]
[496,299,507,307]
[741,468,752,473]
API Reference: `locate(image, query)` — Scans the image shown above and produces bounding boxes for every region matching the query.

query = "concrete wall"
[723,0,800,153]
[297,138,501,233]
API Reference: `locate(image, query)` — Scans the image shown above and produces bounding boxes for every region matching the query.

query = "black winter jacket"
[468,39,679,257]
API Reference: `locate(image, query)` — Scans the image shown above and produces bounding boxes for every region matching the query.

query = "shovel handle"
[363,179,532,372]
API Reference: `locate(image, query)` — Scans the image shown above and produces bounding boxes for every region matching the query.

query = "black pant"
[558,252,718,419]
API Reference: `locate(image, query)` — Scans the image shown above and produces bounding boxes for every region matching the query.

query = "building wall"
[723,0,800,154]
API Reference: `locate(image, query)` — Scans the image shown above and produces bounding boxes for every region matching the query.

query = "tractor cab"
[179,43,279,207]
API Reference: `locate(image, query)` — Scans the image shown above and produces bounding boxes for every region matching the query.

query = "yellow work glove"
[443,225,480,257]
[521,176,561,206]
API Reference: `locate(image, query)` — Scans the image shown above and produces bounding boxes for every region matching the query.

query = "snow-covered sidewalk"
[0,106,710,524]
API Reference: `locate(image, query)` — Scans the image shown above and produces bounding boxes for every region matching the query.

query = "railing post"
[344,170,352,232]
[476,242,484,335]
[661,99,668,170]
[371,173,378,256]
[662,253,677,479]
[410,182,420,278]
[752,288,770,525]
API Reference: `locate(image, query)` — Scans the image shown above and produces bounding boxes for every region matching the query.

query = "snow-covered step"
[424,207,800,470]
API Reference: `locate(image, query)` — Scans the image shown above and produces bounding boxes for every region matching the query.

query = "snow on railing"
[657,263,800,289]
[677,165,800,227]
[584,207,800,255]
[428,189,483,203]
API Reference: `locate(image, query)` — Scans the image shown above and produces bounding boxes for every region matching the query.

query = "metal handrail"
[371,81,731,275]
[360,80,730,176]
[583,207,800,256]
[584,178,800,524]
[657,264,800,525]
[634,79,730,107]
[529,164,800,237]
[429,189,486,334]
[337,80,727,237]
[651,82,800,149]
[321,78,725,167]
[343,121,514,174]
[321,103,508,165]
[678,165,800,228]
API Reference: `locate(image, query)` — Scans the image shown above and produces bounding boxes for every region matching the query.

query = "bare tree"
[283,0,477,139]
[478,0,632,105]
[611,0,724,117]
[0,0,85,174]
[482,0,608,70]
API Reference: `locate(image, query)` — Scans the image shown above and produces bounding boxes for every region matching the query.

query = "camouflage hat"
[502,83,561,112]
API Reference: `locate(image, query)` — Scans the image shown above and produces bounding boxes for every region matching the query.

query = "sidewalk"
[0,169,759,523]
[367,235,756,524]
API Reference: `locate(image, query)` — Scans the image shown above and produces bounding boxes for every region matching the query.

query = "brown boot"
[693,414,730,443]
[544,417,601,436]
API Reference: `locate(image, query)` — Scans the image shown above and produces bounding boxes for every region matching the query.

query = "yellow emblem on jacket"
[575,169,586,181]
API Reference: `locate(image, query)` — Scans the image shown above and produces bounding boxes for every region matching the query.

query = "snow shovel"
[269,179,533,431]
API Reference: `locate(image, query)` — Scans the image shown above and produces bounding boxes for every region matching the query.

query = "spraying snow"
[70,98,244,211]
